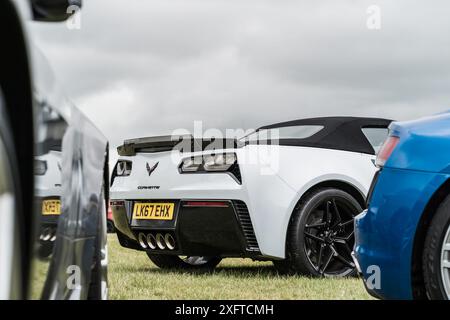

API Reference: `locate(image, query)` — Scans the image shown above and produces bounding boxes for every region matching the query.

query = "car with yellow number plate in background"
[111,117,391,277]
[34,110,66,258]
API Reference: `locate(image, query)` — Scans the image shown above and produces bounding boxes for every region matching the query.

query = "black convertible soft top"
[255,116,393,155]
[118,116,392,156]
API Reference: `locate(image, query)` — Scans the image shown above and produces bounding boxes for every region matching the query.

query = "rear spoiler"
[117,135,239,156]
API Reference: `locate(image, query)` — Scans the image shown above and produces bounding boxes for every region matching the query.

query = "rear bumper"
[35,196,60,239]
[353,167,449,300]
[34,197,61,258]
[112,199,261,258]
[354,206,411,299]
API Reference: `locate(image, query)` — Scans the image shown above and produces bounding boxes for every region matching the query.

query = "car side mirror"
[31,0,82,22]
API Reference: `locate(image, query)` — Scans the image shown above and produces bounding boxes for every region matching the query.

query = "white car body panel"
[111,145,377,259]
[35,151,62,198]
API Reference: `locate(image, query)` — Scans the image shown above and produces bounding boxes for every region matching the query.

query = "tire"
[107,220,115,233]
[147,253,222,270]
[423,194,450,300]
[274,188,361,277]
[87,186,108,300]
[0,89,24,299]
[37,242,54,259]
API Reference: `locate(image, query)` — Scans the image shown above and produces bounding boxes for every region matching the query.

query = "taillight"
[183,201,229,208]
[34,160,48,175]
[111,160,132,186]
[110,200,125,207]
[179,153,237,173]
[376,135,400,167]
[107,205,113,221]
[116,160,132,176]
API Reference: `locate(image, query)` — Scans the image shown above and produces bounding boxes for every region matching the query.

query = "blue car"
[354,112,450,300]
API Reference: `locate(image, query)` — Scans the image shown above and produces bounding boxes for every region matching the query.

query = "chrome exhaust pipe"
[156,233,166,250]
[146,233,157,250]
[41,228,52,241]
[50,229,57,242]
[138,233,148,249]
[164,233,176,250]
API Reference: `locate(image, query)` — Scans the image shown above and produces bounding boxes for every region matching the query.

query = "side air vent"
[233,200,260,252]
[229,163,242,184]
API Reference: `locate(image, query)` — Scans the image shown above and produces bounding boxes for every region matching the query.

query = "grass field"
[108,235,372,300]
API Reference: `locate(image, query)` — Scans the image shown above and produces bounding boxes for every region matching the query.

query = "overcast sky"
[30,0,450,151]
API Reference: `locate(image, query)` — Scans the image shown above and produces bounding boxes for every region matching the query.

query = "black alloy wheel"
[303,194,357,276]
[274,188,361,277]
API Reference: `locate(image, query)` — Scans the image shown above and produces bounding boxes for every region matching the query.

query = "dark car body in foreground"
[0,0,108,300]
[354,112,450,300]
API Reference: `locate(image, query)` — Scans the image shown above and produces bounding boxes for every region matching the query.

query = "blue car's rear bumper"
[354,167,449,300]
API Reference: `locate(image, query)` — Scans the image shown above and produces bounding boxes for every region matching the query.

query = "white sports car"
[111,117,391,277]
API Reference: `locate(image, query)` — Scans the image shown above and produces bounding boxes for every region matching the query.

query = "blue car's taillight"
[376,135,400,167]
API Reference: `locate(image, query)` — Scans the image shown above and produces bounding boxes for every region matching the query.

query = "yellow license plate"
[42,200,61,216]
[132,203,175,220]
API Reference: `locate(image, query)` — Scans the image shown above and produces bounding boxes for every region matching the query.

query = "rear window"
[242,125,323,142]
[361,127,389,153]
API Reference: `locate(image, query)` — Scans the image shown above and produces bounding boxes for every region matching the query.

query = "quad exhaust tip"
[146,233,157,250]
[156,233,166,250]
[139,232,176,250]
[41,228,53,242]
[164,233,176,250]
[138,232,148,249]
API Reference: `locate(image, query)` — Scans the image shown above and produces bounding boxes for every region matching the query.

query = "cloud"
[30,0,450,151]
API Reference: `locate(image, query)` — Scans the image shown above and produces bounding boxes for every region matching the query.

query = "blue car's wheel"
[423,195,450,300]
[441,225,450,298]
